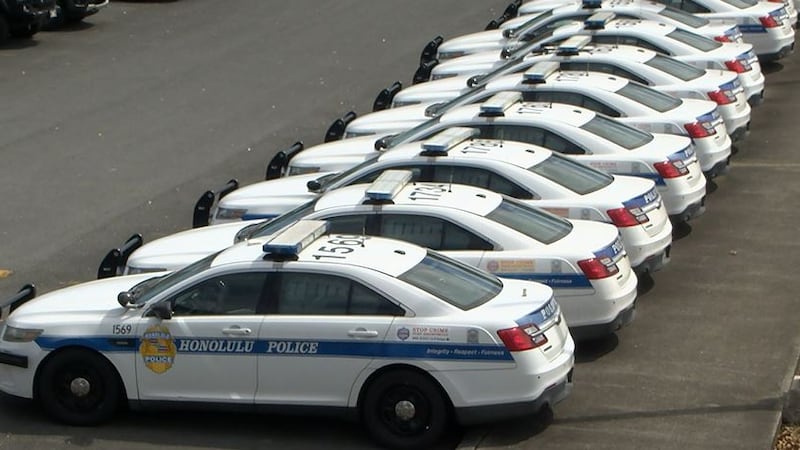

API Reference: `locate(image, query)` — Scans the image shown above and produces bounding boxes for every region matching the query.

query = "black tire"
[10,22,41,38]
[37,348,122,426]
[361,370,450,450]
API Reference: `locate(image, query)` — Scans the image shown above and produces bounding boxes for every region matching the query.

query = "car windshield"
[615,81,681,112]
[644,54,704,81]
[316,155,382,191]
[665,29,722,52]
[485,197,573,244]
[425,85,489,117]
[528,153,614,194]
[657,6,710,28]
[718,0,758,8]
[381,116,444,149]
[514,10,555,37]
[579,114,654,149]
[128,251,221,305]
[398,250,502,310]
[237,199,319,241]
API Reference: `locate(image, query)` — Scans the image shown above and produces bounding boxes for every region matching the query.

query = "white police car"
[0,220,574,449]
[108,171,639,340]
[176,129,670,273]
[356,62,731,177]
[658,0,795,61]
[438,12,765,108]
[424,40,751,138]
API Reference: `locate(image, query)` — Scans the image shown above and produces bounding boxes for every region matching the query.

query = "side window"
[325,215,370,235]
[592,36,668,54]
[378,214,493,251]
[475,124,546,146]
[560,62,651,85]
[169,272,270,316]
[430,165,534,199]
[542,130,587,155]
[276,272,404,316]
[521,91,621,117]
[661,0,709,13]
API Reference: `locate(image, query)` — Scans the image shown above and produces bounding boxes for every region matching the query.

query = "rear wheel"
[362,370,450,449]
[37,348,122,425]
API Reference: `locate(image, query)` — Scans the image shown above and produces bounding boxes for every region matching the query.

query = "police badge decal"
[139,324,177,374]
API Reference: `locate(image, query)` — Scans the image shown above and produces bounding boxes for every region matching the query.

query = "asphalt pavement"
[0,1,799,449]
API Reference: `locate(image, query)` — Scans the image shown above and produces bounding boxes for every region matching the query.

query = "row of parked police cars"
[0,0,795,448]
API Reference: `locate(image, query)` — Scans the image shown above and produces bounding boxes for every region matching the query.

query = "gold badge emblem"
[139,325,177,374]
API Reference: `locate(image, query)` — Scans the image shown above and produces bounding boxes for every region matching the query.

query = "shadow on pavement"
[575,334,619,363]
[671,221,693,241]
[761,61,785,75]
[0,38,40,50]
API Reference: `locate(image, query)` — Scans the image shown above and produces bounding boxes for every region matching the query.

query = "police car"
[354,62,731,177]
[0,220,574,449]
[430,12,765,108]
[289,93,707,223]
[424,40,751,138]
[657,0,796,61]
[107,171,640,340]
[177,129,670,273]
[432,0,743,60]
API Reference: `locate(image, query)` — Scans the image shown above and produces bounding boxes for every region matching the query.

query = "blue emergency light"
[479,91,522,117]
[365,170,414,201]
[556,35,592,55]
[522,61,560,84]
[584,11,615,29]
[420,127,479,155]
[262,220,329,256]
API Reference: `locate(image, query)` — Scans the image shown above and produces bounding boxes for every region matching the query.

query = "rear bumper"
[730,121,751,142]
[570,301,636,342]
[703,158,731,179]
[669,196,706,224]
[633,245,670,276]
[757,41,795,63]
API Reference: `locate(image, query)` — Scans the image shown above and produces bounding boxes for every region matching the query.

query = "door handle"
[222,327,252,336]
[348,328,379,338]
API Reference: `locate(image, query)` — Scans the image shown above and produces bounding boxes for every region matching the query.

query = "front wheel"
[362,370,450,449]
[37,348,122,425]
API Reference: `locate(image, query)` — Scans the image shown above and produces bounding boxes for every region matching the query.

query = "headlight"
[215,207,248,221]
[3,326,43,343]
[287,166,321,176]
[126,266,167,275]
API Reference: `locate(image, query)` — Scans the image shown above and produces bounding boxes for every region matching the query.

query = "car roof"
[486,69,630,93]
[380,137,553,168]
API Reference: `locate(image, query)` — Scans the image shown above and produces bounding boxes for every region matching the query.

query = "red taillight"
[577,257,619,280]
[684,121,716,138]
[607,207,649,227]
[707,89,735,105]
[654,160,689,178]
[497,325,547,351]
[714,35,732,43]
[759,15,780,27]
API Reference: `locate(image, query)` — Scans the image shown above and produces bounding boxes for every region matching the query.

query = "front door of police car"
[135,272,270,404]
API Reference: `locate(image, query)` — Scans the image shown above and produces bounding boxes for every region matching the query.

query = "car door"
[255,270,404,406]
[135,271,272,404]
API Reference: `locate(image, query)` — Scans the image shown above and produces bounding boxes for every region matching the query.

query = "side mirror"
[306,179,322,192]
[117,291,135,308]
[146,302,173,320]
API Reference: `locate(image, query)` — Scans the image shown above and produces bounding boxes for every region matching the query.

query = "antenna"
[448,168,454,193]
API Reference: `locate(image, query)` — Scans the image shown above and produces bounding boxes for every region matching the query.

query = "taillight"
[607,207,649,227]
[578,256,620,279]
[725,59,748,73]
[714,35,731,43]
[707,89,735,105]
[497,325,547,351]
[654,160,690,178]
[759,15,780,27]
[684,121,716,138]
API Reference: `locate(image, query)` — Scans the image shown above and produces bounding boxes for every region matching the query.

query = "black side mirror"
[307,179,322,192]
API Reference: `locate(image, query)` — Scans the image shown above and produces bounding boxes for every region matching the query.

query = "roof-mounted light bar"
[556,35,592,55]
[584,11,615,30]
[582,0,603,9]
[479,91,522,117]
[522,61,560,84]
[365,170,414,201]
[262,220,329,256]
[420,127,479,155]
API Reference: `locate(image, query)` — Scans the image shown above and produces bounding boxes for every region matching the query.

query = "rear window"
[719,0,758,8]
[579,115,654,149]
[665,29,722,52]
[398,251,502,310]
[658,6,709,28]
[486,198,573,244]
[615,82,682,112]
[528,153,613,194]
[644,54,704,81]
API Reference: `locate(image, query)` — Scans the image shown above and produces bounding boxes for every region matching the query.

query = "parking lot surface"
[0,1,799,449]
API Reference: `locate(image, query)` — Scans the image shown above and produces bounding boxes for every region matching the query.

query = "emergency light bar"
[582,0,603,9]
[480,91,522,117]
[523,61,560,84]
[584,11,615,29]
[365,170,413,201]
[420,127,479,155]
[556,35,592,55]
[262,220,329,256]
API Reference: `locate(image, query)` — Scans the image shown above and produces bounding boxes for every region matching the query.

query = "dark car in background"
[0,0,55,43]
